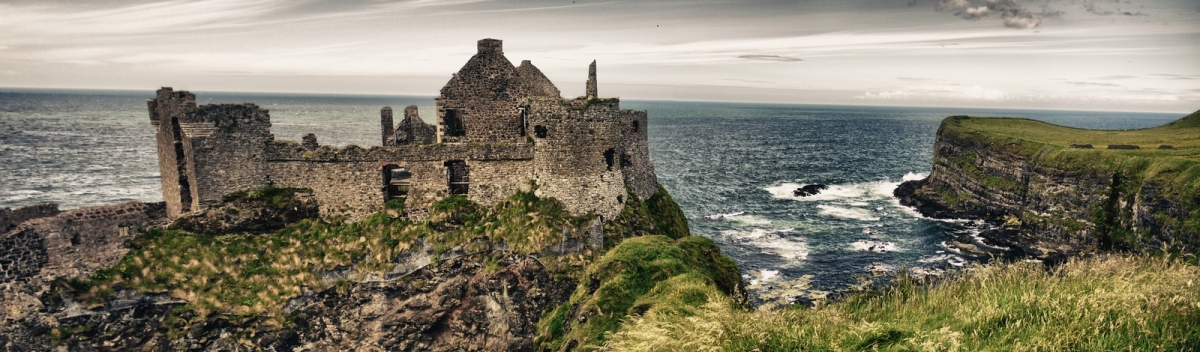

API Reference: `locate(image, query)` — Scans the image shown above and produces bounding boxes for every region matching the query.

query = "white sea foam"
[866,262,895,273]
[704,212,773,226]
[850,240,898,253]
[766,173,928,206]
[903,172,927,182]
[747,269,781,287]
[764,183,865,201]
[721,228,809,261]
[817,205,880,221]
[918,254,966,264]
[704,211,745,220]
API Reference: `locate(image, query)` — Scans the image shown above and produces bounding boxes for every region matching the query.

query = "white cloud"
[857,83,1200,106]
[858,84,1009,101]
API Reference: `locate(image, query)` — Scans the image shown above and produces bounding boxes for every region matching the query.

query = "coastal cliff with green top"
[896,110,1200,259]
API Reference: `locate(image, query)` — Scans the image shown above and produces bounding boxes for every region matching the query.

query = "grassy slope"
[534,186,743,351]
[535,235,742,352]
[605,255,1200,351]
[938,111,1200,250]
[57,188,599,329]
[945,110,1200,154]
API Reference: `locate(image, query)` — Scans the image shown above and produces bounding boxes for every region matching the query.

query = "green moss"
[643,186,690,239]
[535,235,740,351]
[221,185,312,210]
[384,197,406,211]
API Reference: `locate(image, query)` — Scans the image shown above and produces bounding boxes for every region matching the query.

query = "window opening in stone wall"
[519,107,528,137]
[170,117,192,212]
[621,153,633,168]
[444,109,466,137]
[446,160,469,195]
[534,125,548,138]
[631,120,639,133]
[604,148,615,171]
[383,165,412,201]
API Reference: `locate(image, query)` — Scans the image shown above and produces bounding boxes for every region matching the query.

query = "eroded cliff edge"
[896,111,1200,259]
[0,186,739,351]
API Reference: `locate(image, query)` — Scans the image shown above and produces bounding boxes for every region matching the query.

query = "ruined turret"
[381,107,395,146]
[586,60,597,99]
[395,105,436,145]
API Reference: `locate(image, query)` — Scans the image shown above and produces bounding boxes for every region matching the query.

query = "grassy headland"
[934,111,1200,251]
[604,255,1200,351]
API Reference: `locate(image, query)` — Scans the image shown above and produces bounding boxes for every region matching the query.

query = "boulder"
[793,184,829,197]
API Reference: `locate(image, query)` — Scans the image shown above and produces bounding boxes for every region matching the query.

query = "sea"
[0,88,1184,305]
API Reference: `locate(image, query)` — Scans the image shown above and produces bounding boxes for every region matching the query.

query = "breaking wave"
[817,205,880,221]
[720,228,809,261]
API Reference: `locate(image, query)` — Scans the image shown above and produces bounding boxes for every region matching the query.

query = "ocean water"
[0,89,1184,303]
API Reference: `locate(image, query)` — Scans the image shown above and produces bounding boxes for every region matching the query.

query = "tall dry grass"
[605,255,1200,351]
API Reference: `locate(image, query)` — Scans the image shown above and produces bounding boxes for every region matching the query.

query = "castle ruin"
[149,38,658,221]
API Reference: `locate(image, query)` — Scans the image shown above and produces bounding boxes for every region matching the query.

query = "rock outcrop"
[170,187,319,235]
[792,184,828,197]
[896,114,1200,259]
[12,253,572,351]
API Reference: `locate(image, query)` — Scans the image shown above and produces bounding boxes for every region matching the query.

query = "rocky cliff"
[1,186,728,351]
[896,112,1200,259]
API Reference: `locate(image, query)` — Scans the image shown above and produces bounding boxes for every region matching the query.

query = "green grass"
[604,255,1200,351]
[644,185,690,240]
[535,235,742,351]
[945,111,1200,157]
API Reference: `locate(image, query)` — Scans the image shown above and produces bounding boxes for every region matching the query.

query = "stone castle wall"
[0,201,167,288]
[619,110,659,200]
[517,60,561,98]
[528,99,628,219]
[0,203,60,233]
[267,161,382,218]
[147,88,197,217]
[181,103,274,210]
[437,39,534,144]
[263,141,537,219]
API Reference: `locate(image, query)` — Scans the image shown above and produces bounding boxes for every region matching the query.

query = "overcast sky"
[1,0,1198,112]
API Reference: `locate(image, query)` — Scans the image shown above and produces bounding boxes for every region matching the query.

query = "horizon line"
[0,85,1193,116]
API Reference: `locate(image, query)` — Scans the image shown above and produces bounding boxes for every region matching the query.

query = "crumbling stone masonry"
[149,38,659,221]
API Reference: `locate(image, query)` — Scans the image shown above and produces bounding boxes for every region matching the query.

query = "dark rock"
[1107,144,1140,150]
[792,184,829,197]
[894,178,984,220]
[6,252,574,351]
[1069,144,1093,149]
[171,188,319,235]
[1159,145,1174,149]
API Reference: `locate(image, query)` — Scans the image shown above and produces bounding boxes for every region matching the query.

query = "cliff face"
[896,114,1200,258]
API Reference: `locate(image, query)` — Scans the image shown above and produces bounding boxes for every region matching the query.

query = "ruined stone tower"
[587,60,598,99]
[381,107,394,146]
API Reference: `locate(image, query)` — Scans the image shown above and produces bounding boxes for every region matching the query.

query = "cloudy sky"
[1,0,1198,112]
